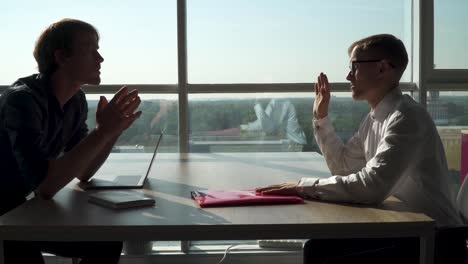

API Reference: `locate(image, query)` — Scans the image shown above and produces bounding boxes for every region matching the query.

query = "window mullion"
[177,0,189,153]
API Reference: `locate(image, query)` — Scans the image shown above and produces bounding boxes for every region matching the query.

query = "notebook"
[80,134,162,190]
[88,191,155,209]
[191,190,304,208]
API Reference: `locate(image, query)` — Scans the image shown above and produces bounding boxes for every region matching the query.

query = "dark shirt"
[0,74,88,215]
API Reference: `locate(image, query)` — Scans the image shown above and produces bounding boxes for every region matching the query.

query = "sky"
[1,0,467,86]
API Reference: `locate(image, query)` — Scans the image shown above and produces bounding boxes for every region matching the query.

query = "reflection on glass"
[86,94,179,153]
[240,99,307,145]
[188,92,369,153]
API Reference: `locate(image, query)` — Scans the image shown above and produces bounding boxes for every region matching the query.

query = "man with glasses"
[257,34,461,263]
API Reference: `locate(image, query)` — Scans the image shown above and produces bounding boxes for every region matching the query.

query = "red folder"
[461,130,468,183]
[191,190,304,208]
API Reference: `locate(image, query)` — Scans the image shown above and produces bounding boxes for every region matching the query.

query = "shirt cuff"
[313,116,334,135]
[296,177,320,199]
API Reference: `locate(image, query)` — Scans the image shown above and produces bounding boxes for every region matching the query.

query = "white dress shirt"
[240,99,307,145]
[298,88,461,226]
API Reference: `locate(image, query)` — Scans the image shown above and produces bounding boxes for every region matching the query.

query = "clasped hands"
[96,86,142,137]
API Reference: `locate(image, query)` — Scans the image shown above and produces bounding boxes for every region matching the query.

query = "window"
[188,92,370,153]
[428,0,468,204]
[434,0,468,69]
[189,93,314,152]
[0,0,177,85]
[187,0,412,84]
[428,90,468,199]
[1,0,451,258]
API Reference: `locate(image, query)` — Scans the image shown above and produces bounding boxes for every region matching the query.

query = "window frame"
[0,0,450,254]
[0,0,420,153]
[419,0,468,95]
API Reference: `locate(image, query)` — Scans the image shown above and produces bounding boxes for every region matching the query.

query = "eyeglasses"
[349,59,395,76]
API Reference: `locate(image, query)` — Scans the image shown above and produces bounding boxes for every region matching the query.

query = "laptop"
[80,134,163,190]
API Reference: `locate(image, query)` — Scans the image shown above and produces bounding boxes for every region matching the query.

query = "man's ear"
[378,62,385,73]
[381,60,394,73]
[376,61,390,79]
[54,49,68,67]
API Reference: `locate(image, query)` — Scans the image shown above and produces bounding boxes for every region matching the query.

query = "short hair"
[33,18,99,75]
[348,34,408,80]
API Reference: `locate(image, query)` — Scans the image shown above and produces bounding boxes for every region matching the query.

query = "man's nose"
[97,52,104,63]
[346,71,353,81]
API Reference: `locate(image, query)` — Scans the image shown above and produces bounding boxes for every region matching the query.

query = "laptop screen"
[137,133,163,185]
[92,134,163,183]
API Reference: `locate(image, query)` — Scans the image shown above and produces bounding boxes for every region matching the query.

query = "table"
[0,152,435,264]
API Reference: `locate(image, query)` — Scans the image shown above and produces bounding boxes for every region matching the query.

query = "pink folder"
[191,190,304,208]
[461,130,468,183]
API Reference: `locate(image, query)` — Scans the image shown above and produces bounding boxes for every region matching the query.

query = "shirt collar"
[371,88,403,122]
[33,74,69,115]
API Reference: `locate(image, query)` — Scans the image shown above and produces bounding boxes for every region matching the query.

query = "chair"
[456,174,468,224]
[303,237,418,264]
[434,177,468,264]
[303,179,468,264]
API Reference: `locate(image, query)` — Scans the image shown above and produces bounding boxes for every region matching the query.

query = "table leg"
[123,241,153,255]
[181,241,191,253]
[420,232,435,264]
[0,240,4,264]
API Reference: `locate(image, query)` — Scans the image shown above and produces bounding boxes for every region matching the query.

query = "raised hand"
[313,73,331,120]
[96,86,142,137]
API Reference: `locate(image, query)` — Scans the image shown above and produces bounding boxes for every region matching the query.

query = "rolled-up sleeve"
[3,91,48,193]
[313,116,366,175]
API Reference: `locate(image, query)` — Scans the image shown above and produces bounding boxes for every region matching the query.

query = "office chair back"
[435,176,468,263]
[456,176,468,224]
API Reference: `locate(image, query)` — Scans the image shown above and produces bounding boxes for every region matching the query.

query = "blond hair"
[33,18,99,75]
